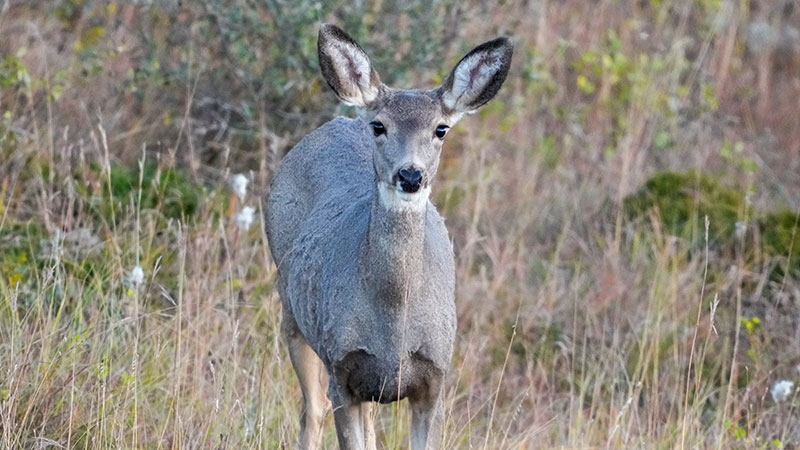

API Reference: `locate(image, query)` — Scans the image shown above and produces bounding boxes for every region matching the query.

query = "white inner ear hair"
[327,41,379,106]
[442,50,503,112]
[378,182,430,212]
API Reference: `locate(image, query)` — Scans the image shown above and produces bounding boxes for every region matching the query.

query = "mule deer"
[265,24,512,450]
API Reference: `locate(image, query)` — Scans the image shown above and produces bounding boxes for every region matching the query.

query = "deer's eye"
[435,125,449,140]
[371,121,386,136]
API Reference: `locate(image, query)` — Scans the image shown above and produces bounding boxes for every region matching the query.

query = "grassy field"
[1,1,799,448]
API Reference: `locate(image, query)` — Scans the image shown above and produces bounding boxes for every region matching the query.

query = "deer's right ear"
[440,37,513,114]
[318,24,383,108]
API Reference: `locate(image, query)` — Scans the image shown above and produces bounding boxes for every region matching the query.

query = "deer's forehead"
[379,91,441,128]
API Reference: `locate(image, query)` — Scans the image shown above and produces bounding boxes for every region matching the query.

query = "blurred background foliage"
[1,0,800,447]
[1,0,799,187]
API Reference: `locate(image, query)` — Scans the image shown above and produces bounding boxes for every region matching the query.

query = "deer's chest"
[323,295,455,402]
[335,347,442,403]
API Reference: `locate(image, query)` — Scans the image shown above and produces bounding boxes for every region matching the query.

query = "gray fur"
[265,23,512,450]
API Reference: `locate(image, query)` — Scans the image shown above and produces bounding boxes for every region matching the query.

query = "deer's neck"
[364,187,427,304]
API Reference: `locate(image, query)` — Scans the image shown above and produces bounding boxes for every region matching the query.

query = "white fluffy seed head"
[129,265,145,287]
[235,206,256,230]
[231,174,249,201]
[771,380,794,403]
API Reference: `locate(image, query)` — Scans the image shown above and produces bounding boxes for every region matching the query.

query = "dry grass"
[1,0,799,448]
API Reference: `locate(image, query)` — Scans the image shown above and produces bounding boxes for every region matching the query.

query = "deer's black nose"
[397,167,423,193]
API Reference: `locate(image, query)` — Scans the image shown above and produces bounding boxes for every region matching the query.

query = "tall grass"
[1,0,799,448]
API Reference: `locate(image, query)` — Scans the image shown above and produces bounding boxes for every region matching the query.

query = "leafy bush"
[626,170,800,278]
[74,162,203,223]
[624,170,747,245]
[759,209,800,278]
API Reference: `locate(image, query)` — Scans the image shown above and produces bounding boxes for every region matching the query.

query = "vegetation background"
[1,0,799,448]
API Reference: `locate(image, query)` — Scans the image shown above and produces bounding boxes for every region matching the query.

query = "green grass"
[2,0,800,448]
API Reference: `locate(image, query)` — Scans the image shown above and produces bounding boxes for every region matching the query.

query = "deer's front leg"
[329,371,366,450]
[409,376,445,450]
[361,402,377,450]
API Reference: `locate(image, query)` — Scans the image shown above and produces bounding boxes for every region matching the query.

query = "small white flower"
[734,221,747,240]
[230,174,249,201]
[235,206,256,231]
[771,380,794,403]
[129,265,145,287]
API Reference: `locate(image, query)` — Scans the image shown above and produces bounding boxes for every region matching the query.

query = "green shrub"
[76,163,202,223]
[626,171,800,278]
[624,171,747,245]
[0,222,45,288]
[758,209,800,278]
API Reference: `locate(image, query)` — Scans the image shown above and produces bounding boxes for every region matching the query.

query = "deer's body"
[265,24,512,450]
[267,116,456,403]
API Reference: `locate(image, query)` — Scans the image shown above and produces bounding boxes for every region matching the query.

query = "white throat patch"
[378,182,430,212]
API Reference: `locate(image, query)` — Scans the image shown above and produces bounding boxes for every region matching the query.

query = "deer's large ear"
[440,37,513,114]
[318,23,383,108]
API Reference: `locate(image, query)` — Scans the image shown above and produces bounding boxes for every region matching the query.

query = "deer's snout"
[396,167,424,193]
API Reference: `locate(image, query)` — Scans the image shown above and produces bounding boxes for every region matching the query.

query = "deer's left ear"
[439,37,513,114]
[318,23,383,108]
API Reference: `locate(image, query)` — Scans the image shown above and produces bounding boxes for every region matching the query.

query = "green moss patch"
[758,209,800,278]
[625,171,800,278]
[75,162,203,224]
[624,171,747,245]
[0,222,46,287]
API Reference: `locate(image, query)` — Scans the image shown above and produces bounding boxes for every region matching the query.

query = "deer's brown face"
[361,90,460,211]
[317,23,513,212]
